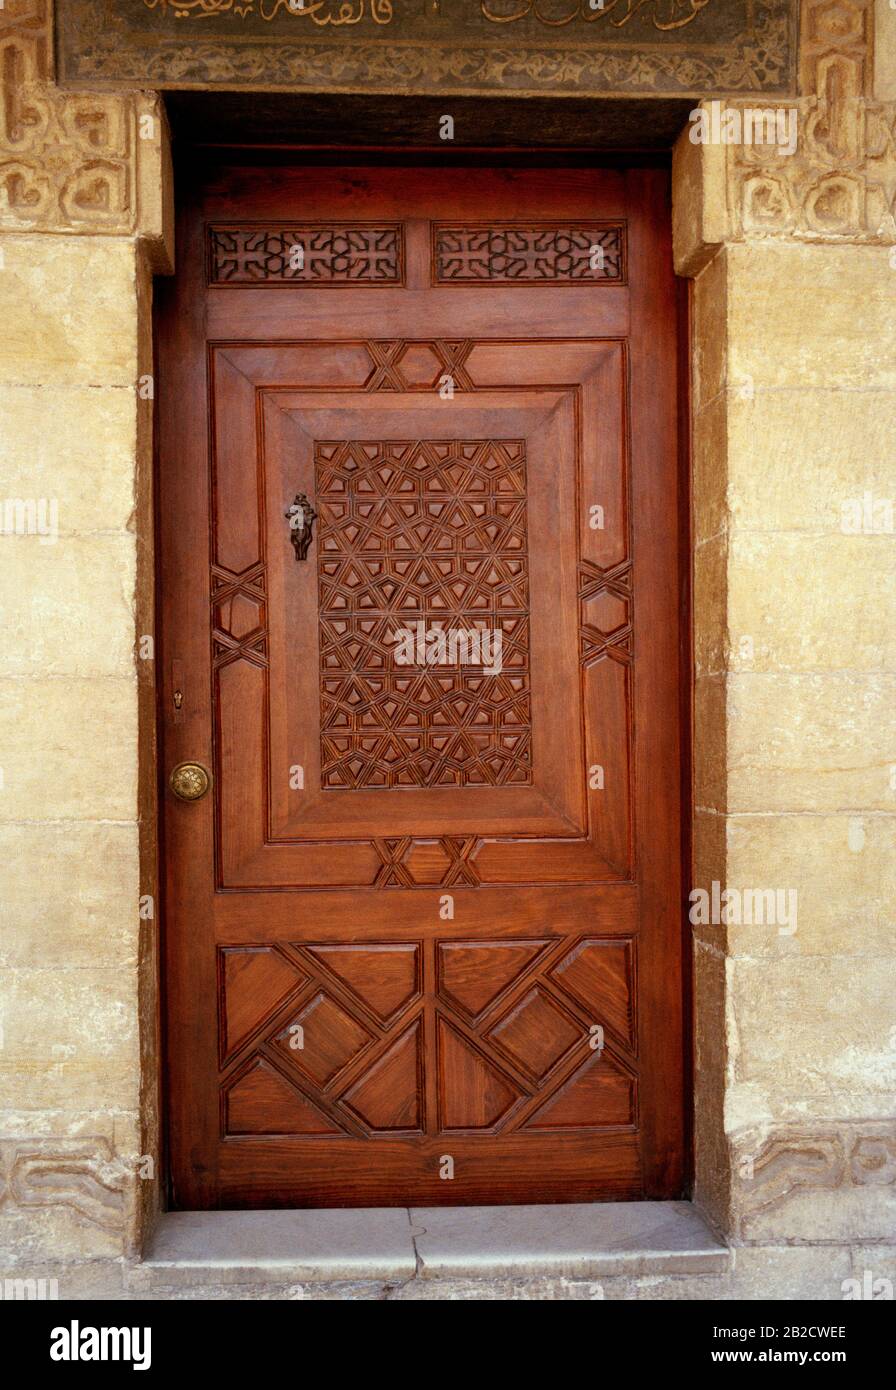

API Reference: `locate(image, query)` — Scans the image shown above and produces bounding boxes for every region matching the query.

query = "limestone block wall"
[677,0,896,1247]
[0,0,171,1260]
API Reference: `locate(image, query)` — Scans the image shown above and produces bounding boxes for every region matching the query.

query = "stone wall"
[676,0,896,1251]
[0,0,893,1294]
[0,0,171,1262]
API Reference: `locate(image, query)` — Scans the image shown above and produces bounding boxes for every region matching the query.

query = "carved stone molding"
[727,0,895,242]
[728,98,896,241]
[0,0,172,265]
[0,1136,130,1235]
[800,0,873,97]
[676,1,896,259]
[732,1121,896,1241]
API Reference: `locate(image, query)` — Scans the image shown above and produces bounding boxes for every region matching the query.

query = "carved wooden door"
[159,162,686,1208]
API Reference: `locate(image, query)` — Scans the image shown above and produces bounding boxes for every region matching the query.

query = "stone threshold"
[136,1201,729,1288]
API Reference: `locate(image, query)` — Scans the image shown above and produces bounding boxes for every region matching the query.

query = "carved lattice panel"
[315,438,533,790]
[433,223,625,284]
[208,224,403,285]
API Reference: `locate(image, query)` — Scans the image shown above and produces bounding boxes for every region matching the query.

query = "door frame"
[153,147,695,1212]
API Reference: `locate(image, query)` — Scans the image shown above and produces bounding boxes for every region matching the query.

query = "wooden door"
[158,160,686,1208]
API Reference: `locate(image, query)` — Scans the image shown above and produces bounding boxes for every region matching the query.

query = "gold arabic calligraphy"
[141,0,394,23]
[480,0,713,29]
[143,0,713,27]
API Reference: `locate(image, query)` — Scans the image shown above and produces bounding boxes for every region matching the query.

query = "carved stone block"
[0,1,172,262]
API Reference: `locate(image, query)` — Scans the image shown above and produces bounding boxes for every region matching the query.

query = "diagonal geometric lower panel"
[437,1017,521,1131]
[340,1022,423,1132]
[225,1058,344,1136]
[523,1049,636,1130]
[549,938,636,1048]
[305,943,420,1024]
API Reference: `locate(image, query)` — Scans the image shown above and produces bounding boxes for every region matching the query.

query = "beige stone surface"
[0,822,140,969]
[730,1245,852,1300]
[693,534,728,677]
[875,0,896,102]
[693,675,727,812]
[727,244,896,392]
[850,1244,896,1284]
[726,672,896,812]
[0,0,174,265]
[0,1263,127,1298]
[730,957,896,1117]
[0,968,140,1113]
[691,388,728,545]
[135,95,176,274]
[0,677,139,820]
[723,812,896,958]
[728,1116,896,1245]
[691,248,728,413]
[725,387,896,533]
[0,1201,126,1264]
[0,1245,868,1298]
[681,63,896,1258]
[727,533,896,673]
[0,1124,136,1262]
[0,537,137,677]
[0,384,138,534]
[692,809,727,895]
[741,1185,896,1245]
[0,238,140,387]
[131,252,163,1257]
[671,121,728,277]
[692,941,732,1234]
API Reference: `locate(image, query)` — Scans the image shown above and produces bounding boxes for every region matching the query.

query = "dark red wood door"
[158,161,686,1208]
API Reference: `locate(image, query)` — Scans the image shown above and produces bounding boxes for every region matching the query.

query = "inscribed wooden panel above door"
[56,0,798,97]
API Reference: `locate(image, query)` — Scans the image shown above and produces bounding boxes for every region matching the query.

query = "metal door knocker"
[285,493,317,561]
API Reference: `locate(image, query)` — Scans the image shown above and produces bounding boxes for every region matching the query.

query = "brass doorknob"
[169,761,211,802]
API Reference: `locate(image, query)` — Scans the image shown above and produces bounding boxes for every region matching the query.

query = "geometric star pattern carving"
[316,438,532,788]
[433,224,625,283]
[207,224,403,285]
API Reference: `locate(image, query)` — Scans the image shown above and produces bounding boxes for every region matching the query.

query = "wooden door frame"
[153,146,695,1211]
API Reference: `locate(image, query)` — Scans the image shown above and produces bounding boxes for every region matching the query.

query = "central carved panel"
[316,439,533,790]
